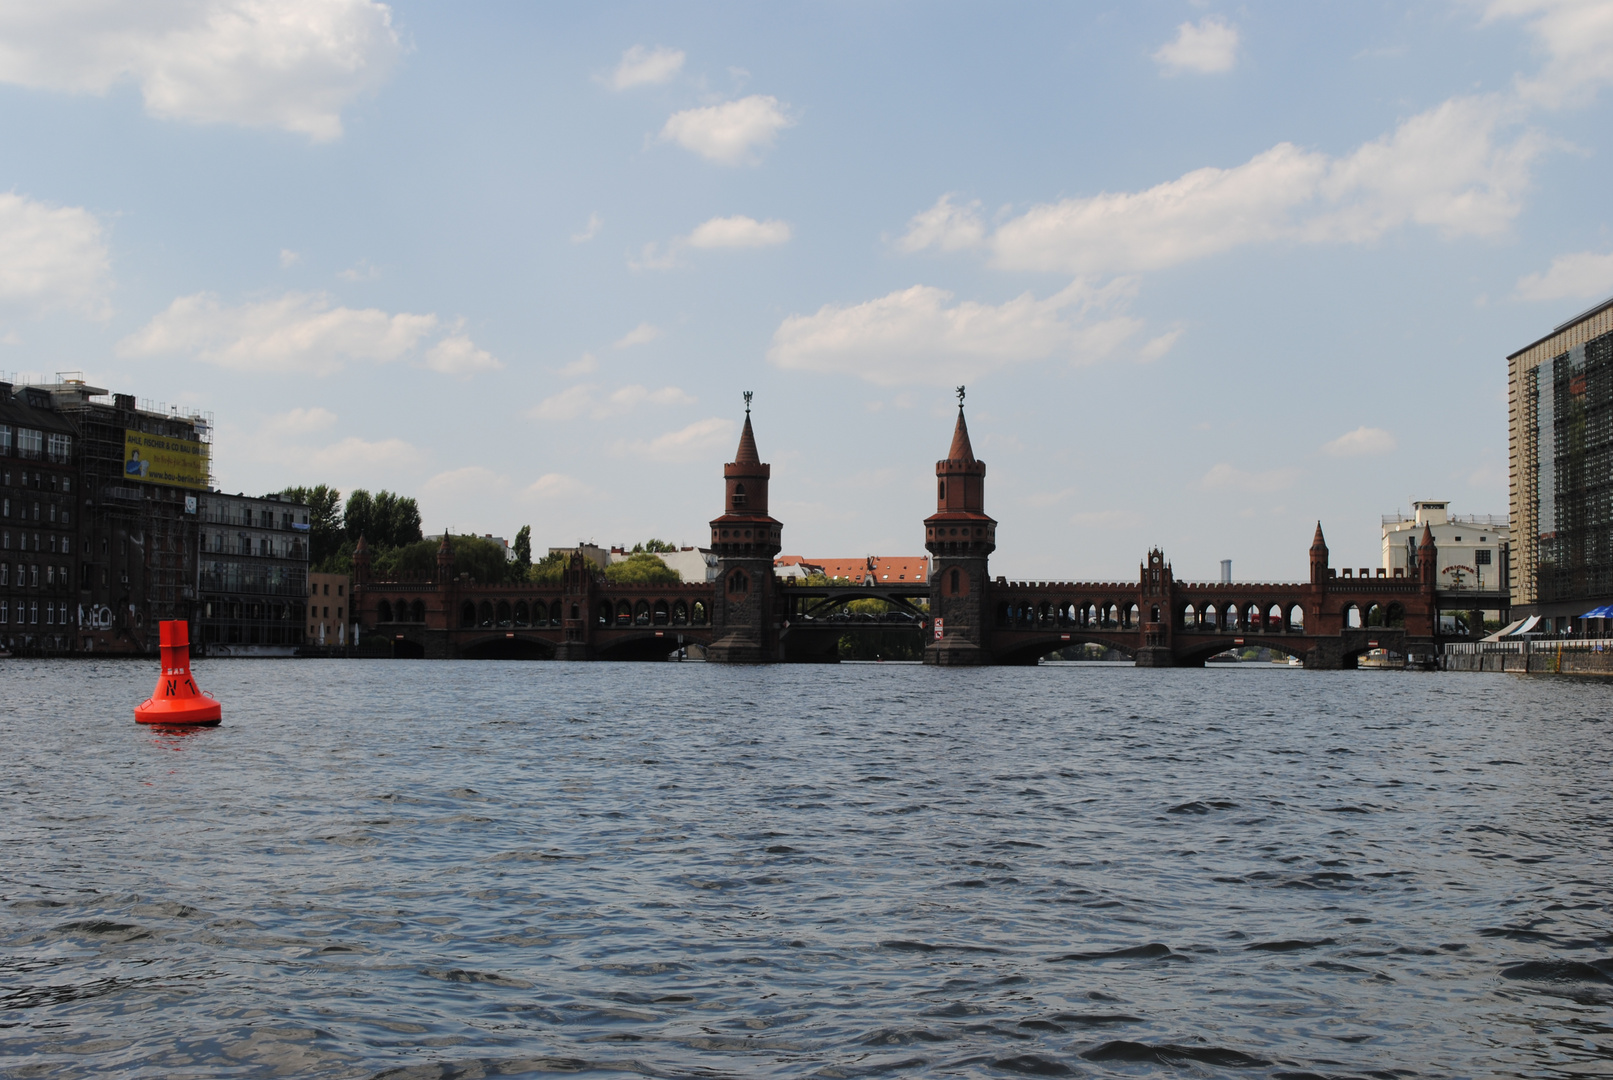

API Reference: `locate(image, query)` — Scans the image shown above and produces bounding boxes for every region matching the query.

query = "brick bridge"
[352,400,1442,668]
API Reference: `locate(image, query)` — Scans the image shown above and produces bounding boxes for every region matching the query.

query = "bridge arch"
[459,634,555,661]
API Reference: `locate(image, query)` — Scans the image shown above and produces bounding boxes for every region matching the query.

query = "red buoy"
[134,620,221,726]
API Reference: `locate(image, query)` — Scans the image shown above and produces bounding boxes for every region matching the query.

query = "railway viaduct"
[352,396,1441,668]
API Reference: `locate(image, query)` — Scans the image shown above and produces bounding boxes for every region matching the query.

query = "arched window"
[950,568,960,594]
[691,600,708,625]
[732,482,747,509]
[729,570,748,594]
[460,601,476,628]
[377,599,393,622]
[616,600,632,625]
[596,601,611,625]
[653,600,669,624]
[634,600,651,625]
[938,479,946,501]
[478,601,493,627]
[411,600,424,622]
[496,600,512,626]
[672,600,688,624]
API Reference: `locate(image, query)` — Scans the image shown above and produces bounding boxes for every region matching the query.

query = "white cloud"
[1489,0,1613,108]
[660,94,793,165]
[628,241,679,271]
[261,405,337,438]
[338,259,380,281]
[1322,426,1397,457]
[0,192,111,316]
[525,472,591,499]
[896,195,985,253]
[571,212,602,243]
[1201,462,1300,492]
[609,44,684,90]
[614,416,736,461]
[529,383,692,422]
[422,465,503,496]
[1153,16,1240,75]
[423,334,502,375]
[303,435,423,471]
[767,279,1142,386]
[1138,329,1183,362]
[117,291,497,376]
[1515,249,1613,300]
[614,322,662,348]
[0,0,403,141]
[560,352,597,377]
[909,95,1539,276]
[279,248,300,268]
[686,215,792,248]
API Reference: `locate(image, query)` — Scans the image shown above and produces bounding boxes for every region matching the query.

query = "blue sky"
[2,1,1612,580]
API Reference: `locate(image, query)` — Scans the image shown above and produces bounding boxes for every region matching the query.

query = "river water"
[3,659,1612,1079]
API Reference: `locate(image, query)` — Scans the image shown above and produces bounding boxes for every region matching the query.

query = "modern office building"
[0,382,80,654]
[1508,295,1613,626]
[195,491,310,656]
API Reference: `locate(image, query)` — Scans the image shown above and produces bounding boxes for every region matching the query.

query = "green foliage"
[446,533,520,584]
[513,525,532,569]
[631,538,678,553]
[281,484,345,566]
[604,552,680,584]
[530,550,568,584]
[344,488,422,549]
[368,533,519,584]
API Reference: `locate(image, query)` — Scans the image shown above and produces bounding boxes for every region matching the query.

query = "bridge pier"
[1134,646,1174,667]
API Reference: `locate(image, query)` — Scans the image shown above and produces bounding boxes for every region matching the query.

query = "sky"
[2,1,1612,581]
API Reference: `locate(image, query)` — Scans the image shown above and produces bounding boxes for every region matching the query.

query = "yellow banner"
[122,429,209,490]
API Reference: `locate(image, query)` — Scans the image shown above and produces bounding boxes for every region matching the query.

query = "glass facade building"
[1508,296,1613,624]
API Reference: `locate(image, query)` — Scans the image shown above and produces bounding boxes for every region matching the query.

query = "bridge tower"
[707,395,783,663]
[1135,548,1175,666]
[554,548,597,661]
[923,390,996,665]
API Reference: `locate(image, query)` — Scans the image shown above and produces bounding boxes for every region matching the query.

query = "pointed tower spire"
[1309,521,1329,588]
[948,409,975,463]
[734,413,761,465]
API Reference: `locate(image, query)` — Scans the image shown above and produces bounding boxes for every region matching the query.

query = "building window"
[47,433,71,463]
[0,600,6,623]
[731,483,747,508]
[337,584,343,596]
[950,568,960,594]
[1475,549,1492,565]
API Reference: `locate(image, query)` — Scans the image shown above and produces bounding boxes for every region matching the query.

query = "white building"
[1381,501,1510,593]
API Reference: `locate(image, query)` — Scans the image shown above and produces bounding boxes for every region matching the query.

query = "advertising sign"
[933,616,944,640]
[122,430,209,490]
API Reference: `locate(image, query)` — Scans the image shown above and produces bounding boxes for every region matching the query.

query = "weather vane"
[956,385,966,408]
[744,390,753,414]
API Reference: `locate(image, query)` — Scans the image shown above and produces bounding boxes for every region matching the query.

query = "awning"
[1482,618,1526,642]
[1581,604,1613,619]
[1507,615,1542,636]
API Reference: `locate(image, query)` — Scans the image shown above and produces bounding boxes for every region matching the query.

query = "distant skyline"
[2,1,1612,579]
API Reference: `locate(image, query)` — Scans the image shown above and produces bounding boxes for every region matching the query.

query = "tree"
[530,549,568,584]
[604,552,680,584]
[373,533,518,584]
[345,489,375,545]
[281,484,344,566]
[513,525,532,570]
[344,488,423,549]
[631,538,678,553]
